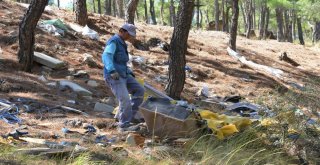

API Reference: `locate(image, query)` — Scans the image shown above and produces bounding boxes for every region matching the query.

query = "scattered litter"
[34,52,65,69]
[132,56,146,65]
[67,100,76,104]
[59,80,92,96]
[83,124,96,133]
[61,127,70,134]
[83,53,98,68]
[197,85,210,98]
[126,133,145,147]
[87,80,99,87]
[73,70,89,78]
[198,110,252,139]
[185,65,192,72]
[42,19,68,31]
[225,102,274,119]
[0,99,21,124]
[38,24,64,36]
[82,25,99,40]
[38,75,47,82]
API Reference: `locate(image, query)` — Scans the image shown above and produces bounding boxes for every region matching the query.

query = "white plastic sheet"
[82,25,99,40]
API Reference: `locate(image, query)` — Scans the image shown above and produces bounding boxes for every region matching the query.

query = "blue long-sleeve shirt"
[102,42,116,73]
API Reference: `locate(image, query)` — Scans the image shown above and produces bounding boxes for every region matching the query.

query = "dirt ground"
[0,1,320,161]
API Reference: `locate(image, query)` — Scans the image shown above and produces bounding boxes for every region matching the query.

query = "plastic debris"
[198,110,252,139]
[61,127,70,134]
[82,25,99,40]
[84,124,96,133]
[0,99,22,124]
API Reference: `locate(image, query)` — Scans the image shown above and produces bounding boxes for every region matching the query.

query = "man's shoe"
[117,124,140,133]
[131,118,145,124]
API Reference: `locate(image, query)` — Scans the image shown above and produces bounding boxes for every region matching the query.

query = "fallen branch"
[227,47,284,79]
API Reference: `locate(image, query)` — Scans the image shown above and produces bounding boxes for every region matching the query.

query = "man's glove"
[110,72,120,80]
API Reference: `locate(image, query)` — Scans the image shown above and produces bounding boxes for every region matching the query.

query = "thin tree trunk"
[263,7,269,39]
[125,0,139,24]
[225,6,230,32]
[18,0,48,72]
[144,0,148,23]
[136,9,139,21]
[240,2,246,33]
[166,0,195,99]
[160,0,165,25]
[73,0,75,12]
[314,22,320,43]
[284,10,291,42]
[76,0,88,26]
[205,8,209,24]
[259,0,266,39]
[253,0,255,29]
[245,0,253,38]
[93,0,96,13]
[214,0,219,30]
[196,0,200,29]
[275,7,285,42]
[149,0,157,24]
[229,0,239,51]
[292,9,296,40]
[297,17,304,45]
[97,0,101,14]
[116,0,124,18]
[222,0,226,31]
[57,0,60,8]
[105,0,112,15]
[200,9,203,28]
[169,0,176,27]
[112,0,117,17]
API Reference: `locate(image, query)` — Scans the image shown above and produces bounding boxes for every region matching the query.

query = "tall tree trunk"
[18,0,48,72]
[76,0,88,26]
[205,8,209,24]
[229,0,239,51]
[112,0,117,17]
[200,10,203,28]
[57,0,60,8]
[245,0,253,38]
[73,0,75,12]
[149,0,157,24]
[97,0,101,14]
[253,0,255,29]
[313,22,320,43]
[169,0,176,27]
[225,6,230,32]
[214,0,219,30]
[263,7,269,39]
[284,10,291,42]
[292,9,296,40]
[125,0,139,24]
[93,0,96,13]
[160,0,165,25]
[144,0,148,23]
[275,7,285,42]
[221,0,227,32]
[259,0,266,39]
[240,2,246,33]
[166,0,194,99]
[116,0,124,18]
[297,17,304,45]
[105,0,112,15]
[196,0,200,29]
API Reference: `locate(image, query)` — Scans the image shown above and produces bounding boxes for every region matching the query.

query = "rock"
[74,145,88,153]
[66,76,74,80]
[59,80,92,96]
[197,85,210,97]
[87,80,99,87]
[126,133,145,147]
[83,53,98,68]
[101,97,118,107]
[94,102,114,113]
[73,70,89,79]
[33,52,64,69]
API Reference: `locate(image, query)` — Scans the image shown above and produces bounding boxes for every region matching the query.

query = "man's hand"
[110,72,120,80]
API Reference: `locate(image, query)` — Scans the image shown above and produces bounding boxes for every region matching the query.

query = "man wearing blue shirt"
[102,24,145,132]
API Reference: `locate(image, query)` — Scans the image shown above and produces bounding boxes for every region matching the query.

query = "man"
[102,23,145,132]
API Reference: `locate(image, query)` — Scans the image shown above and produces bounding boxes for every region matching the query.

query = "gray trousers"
[105,75,145,127]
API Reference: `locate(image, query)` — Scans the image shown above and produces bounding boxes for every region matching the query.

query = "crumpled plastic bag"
[82,25,99,40]
[198,110,252,139]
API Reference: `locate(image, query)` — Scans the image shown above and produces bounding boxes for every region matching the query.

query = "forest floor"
[0,1,320,164]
